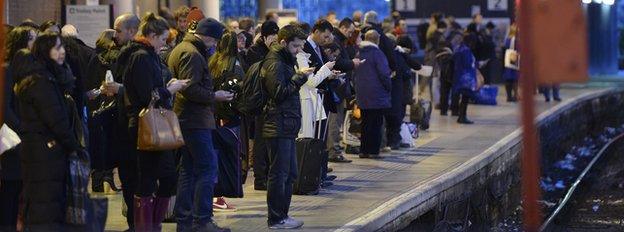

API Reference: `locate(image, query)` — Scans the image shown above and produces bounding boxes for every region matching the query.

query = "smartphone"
[336,73,347,79]
[360,59,366,63]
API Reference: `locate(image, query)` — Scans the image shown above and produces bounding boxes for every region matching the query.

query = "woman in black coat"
[14,32,82,231]
[0,25,36,231]
[120,13,187,232]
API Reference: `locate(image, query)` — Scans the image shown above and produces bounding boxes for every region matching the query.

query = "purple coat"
[354,42,392,109]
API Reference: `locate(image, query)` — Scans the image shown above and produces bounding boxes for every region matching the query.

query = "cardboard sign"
[528,0,588,84]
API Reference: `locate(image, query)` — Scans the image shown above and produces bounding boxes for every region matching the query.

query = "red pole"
[517,0,542,231]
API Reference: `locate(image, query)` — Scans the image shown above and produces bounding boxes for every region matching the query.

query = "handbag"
[504,37,520,70]
[0,124,21,156]
[137,91,185,151]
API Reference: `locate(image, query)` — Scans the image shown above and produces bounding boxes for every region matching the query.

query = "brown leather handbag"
[137,91,185,151]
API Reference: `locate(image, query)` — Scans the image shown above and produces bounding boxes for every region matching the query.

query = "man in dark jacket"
[326,18,362,163]
[167,18,232,232]
[261,25,312,229]
[361,11,397,72]
[245,20,279,191]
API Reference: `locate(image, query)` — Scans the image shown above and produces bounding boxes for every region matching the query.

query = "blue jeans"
[175,129,218,231]
[266,138,298,225]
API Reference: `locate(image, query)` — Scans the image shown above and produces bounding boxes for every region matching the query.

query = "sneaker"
[457,118,474,124]
[213,197,236,212]
[324,175,337,181]
[381,147,392,153]
[269,217,304,229]
[194,221,231,232]
[328,155,352,163]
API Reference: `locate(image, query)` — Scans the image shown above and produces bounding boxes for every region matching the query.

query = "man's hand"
[101,82,123,96]
[166,79,190,94]
[352,58,363,68]
[324,61,336,70]
[215,90,234,102]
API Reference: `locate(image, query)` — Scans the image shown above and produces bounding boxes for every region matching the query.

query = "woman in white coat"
[296,51,336,138]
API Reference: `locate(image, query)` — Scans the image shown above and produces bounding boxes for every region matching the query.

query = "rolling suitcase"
[294,92,328,195]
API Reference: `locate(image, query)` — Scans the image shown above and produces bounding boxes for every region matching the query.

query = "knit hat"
[261,21,279,37]
[193,18,225,39]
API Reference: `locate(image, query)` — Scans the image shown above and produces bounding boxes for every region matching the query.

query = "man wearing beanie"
[167,17,233,232]
[245,20,279,191]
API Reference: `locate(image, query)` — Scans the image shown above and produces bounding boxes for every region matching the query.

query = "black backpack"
[238,60,267,116]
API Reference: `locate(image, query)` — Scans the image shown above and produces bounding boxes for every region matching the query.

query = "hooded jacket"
[260,44,308,138]
[353,41,392,109]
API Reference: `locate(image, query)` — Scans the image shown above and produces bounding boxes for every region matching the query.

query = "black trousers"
[128,127,177,197]
[385,112,403,148]
[0,180,21,231]
[361,109,385,155]
[117,136,137,229]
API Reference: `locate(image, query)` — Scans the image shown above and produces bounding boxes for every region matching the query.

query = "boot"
[457,101,473,124]
[102,169,121,192]
[91,170,104,193]
[152,197,170,232]
[134,196,155,232]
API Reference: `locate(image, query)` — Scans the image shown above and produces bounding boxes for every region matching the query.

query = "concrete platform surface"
[102,86,606,232]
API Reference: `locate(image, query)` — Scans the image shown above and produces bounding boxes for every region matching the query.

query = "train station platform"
[103,86,608,232]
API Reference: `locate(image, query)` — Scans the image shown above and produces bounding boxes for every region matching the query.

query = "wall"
[7,0,62,26]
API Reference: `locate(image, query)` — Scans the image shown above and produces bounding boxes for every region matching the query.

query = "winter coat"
[245,37,270,67]
[14,52,82,225]
[452,44,478,92]
[120,41,173,129]
[303,39,342,113]
[393,49,418,110]
[261,44,308,139]
[168,34,216,129]
[503,37,519,81]
[353,41,392,109]
[296,52,332,138]
[332,30,355,99]
[0,58,24,181]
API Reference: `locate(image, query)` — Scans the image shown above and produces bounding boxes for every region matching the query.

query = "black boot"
[457,98,473,124]
[91,170,104,193]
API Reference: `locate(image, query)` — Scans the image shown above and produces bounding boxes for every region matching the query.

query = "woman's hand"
[166,78,190,94]
[323,61,336,70]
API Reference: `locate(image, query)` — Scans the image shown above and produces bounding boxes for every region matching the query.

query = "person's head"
[114,13,140,45]
[174,5,190,32]
[228,20,240,33]
[352,11,363,23]
[277,24,307,57]
[166,28,179,47]
[298,22,311,35]
[209,31,238,78]
[187,7,206,29]
[364,11,378,25]
[472,13,483,24]
[485,21,496,32]
[311,19,334,46]
[508,23,518,37]
[158,7,176,28]
[260,21,279,47]
[466,23,478,33]
[322,42,341,61]
[395,19,407,31]
[392,11,401,20]
[192,18,225,49]
[446,15,456,22]
[430,12,443,24]
[61,24,78,38]
[40,20,60,33]
[437,21,448,32]
[448,31,464,47]
[364,30,380,45]
[265,11,279,23]
[138,12,170,50]
[347,28,361,46]
[339,18,355,38]
[6,26,37,62]
[95,29,116,52]
[19,19,39,30]
[239,17,255,35]
[32,32,65,65]
[237,32,247,51]
[327,11,337,23]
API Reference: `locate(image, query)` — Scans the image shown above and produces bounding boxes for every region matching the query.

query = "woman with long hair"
[503,23,520,102]
[120,12,188,231]
[0,25,36,231]
[14,31,81,231]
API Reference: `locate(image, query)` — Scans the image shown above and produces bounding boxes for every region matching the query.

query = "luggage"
[400,123,415,147]
[472,85,498,105]
[294,93,327,195]
[410,100,432,130]
[213,126,244,198]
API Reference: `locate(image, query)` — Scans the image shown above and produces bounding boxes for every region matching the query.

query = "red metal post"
[517,0,542,231]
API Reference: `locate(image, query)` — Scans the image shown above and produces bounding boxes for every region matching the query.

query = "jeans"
[175,129,219,231]
[266,138,298,225]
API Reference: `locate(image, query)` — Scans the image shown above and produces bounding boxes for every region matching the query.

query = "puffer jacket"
[353,41,392,110]
[452,44,478,92]
[168,34,216,129]
[260,44,309,138]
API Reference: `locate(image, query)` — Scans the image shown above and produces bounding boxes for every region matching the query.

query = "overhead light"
[603,0,614,5]
[593,0,602,3]
[582,0,592,3]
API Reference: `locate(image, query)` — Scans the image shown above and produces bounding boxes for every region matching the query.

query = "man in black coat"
[167,18,233,232]
[244,20,279,191]
[361,11,397,72]
[261,25,312,230]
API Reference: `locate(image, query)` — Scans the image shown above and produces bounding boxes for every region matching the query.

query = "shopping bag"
[0,124,21,155]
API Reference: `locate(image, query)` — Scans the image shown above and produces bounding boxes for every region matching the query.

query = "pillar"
[586,3,619,75]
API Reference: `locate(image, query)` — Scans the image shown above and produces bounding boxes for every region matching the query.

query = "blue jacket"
[452,44,477,92]
[354,41,392,109]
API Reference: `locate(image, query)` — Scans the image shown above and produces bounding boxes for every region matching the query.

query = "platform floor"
[103,86,603,232]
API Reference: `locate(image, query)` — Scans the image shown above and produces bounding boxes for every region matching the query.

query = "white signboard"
[65,5,111,48]
[488,0,508,11]
[395,0,416,11]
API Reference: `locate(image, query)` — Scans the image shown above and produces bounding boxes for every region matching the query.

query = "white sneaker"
[269,217,304,229]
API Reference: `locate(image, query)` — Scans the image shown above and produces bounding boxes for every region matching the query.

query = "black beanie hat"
[193,18,225,39]
[261,21,279,37]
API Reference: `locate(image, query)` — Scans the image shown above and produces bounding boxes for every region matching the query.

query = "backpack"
[238,60,267,116]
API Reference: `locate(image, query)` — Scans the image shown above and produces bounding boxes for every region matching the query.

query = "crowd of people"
[0,6,554,232]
